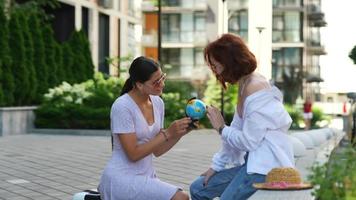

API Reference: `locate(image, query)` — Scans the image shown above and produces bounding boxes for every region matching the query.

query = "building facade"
[142,0,326,104]
[49,0,142,76]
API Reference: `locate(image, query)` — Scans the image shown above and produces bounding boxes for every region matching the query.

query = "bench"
[72,128,345,200]
[248,128,345,200]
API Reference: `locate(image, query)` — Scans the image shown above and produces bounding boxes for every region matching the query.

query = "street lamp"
[256,26,265,66]
[220,0,226,117]
[158,0,162,62]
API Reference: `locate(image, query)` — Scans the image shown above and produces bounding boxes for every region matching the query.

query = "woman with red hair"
[190,34,295,200]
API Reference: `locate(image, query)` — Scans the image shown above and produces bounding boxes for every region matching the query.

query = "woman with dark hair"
[190,34,294,200]
[99,56,191,200]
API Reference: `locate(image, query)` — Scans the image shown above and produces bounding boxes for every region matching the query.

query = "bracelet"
[218,125,226,135]
[160,129,168,141]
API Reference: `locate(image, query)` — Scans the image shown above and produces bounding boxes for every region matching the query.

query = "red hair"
[204,33,257,88]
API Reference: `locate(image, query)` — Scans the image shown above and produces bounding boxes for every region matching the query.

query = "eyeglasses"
[150,73,167,87]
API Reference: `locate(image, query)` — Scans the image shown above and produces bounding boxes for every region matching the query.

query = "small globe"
[186,98,207,120]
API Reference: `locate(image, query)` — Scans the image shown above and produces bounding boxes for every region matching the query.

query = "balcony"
[307,40,326,55]
[305,74,324,83]
[308,4,326,22]
[98,0,113,9]
[309,19,327,27]
[162,30,207,46]
[161,0,207,11]
[142,0,158,12]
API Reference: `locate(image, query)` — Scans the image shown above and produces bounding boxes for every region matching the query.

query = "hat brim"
[253,183,313,190]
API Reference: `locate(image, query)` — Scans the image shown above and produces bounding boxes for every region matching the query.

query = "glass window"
[162,0,180,7]
[162,48,181,76]
[273,0,301,7]
[228,10,248,41]
[128,23,136,55]
[99,13,110,74]
[194,48,204,66]
[82,7,89,36]
[162,14,180,42]
[181,13,194,42]
[194,12,205,31]
[194,12,206,42]
[272,48,302,82]
[273,11,301,42]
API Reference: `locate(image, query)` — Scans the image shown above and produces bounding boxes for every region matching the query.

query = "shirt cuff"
[220,125,230,140]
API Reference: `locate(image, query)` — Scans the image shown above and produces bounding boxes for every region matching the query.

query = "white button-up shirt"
[211,86,295,175]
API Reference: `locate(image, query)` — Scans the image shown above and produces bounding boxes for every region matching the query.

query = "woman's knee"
[190,177,204,195]
[171,190,189,200]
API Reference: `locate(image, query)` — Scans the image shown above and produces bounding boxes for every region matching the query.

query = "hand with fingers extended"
[166,117,192,139]
[201,168,216,187]
[206,105,225,131]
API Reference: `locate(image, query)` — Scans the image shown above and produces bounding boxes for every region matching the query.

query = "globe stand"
[188,118,199,129]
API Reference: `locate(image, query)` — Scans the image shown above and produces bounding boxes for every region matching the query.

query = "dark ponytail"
[119,56,160,96]
[120,77,133,96]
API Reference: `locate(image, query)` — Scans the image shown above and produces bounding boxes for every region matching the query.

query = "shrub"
[308,143,356,200]
[285,104,303,129]
[161,92,186,128]
[203,75,238,125]
[35,72,124,129]
[311,106,330,128]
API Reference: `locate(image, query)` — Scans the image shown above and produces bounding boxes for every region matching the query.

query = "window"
[99,13,110,74]
[162,14,180,42]
[194,48,204,66]
[228,10,248,41]
[45,2,75,42]
[272,48,302,82]
[273,0,302,7]
[273,11,302,42]
[128,23,136,55]
[82,7,89,36]
[162,0,180,7]
[161,48,180,75]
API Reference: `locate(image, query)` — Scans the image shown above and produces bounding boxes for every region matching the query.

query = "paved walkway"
[0,129,220,200]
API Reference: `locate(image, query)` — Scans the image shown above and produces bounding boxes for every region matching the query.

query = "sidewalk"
[0,129,219,200]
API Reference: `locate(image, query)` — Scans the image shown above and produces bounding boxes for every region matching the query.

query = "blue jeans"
[190,164,265,200]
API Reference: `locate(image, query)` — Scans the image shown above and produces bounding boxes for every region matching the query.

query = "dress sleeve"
[110,101,135,134]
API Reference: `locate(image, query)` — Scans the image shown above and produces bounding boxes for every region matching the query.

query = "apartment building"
[142,0,326,103]
[272,0,326,103]
[47,0,142,76]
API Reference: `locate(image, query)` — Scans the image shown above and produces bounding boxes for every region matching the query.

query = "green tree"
[68,30,87,83]
[20,11,37,104]
[29,15,48,102]
[280,65,303,104]
[43,24,58,88]
[62,42,75,83]
[349,45,356,64]
[203,76,238,124]
[54,42,65,85]
[80,30,95,80]
[0,4,15,106]
[8,10,29,106]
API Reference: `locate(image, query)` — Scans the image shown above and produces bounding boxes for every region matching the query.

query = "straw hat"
[253,167,312,190]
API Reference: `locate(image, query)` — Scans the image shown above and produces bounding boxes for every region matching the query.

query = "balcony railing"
[163,64,209,80]
[307,45,326,55]
[162,0,207,9]
[308,4,325,22]
[162,30,207,44]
